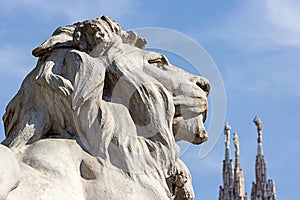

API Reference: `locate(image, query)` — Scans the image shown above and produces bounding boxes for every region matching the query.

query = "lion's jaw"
[173,113,207,144]
[171,76,209,144]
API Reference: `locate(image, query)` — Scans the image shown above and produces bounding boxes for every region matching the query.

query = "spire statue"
[253,116,262,144]
[224,122,231,149]
[233,132,240,157]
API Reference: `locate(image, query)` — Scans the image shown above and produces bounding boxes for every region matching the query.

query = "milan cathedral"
[218,117,276,200]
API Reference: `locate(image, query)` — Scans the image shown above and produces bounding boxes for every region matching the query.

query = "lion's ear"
[121,31,147,49]
[32,25,75,57]
[64,50,106,110]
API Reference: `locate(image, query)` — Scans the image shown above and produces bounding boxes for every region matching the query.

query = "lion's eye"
[148,55,169,70]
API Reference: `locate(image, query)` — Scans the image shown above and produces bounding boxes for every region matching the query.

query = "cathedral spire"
[253,116,266,185]
[251,116,276,200]
[219,123,234,200]
[233,132,247,200]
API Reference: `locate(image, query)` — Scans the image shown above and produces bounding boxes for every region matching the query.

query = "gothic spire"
[219,123,234,200]
[253,116,266,185]
[233,132,247,200]
[251,116,276,200]
[219,118,276,200]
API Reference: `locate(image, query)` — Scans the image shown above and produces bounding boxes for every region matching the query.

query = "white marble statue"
[0,16,210,200]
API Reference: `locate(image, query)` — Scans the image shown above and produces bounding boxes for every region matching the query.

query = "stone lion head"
[2,16,209,165]
[2,16,210,200]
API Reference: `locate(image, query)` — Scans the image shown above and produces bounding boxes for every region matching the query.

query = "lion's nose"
[194,76,210,96]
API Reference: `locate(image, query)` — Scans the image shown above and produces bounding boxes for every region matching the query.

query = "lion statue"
[0,16,210,200]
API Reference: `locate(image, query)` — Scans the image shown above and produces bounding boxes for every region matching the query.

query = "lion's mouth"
[172,104,208,144]
[173,105,207,123]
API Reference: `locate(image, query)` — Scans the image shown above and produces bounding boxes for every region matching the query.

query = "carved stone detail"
[0,16,210,200]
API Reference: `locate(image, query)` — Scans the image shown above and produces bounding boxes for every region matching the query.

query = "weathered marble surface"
[0,145,20,200]
[0,16,210,200]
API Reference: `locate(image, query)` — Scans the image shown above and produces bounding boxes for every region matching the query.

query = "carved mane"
[2,16,177,174]
[2,16,210,199]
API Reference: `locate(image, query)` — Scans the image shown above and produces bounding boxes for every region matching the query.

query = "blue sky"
[1,0,299,199]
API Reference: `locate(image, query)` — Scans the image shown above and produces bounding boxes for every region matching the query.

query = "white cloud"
[199,0,300,98]
[264,0,300,46]
[265,0,300,34]
[218,0,300,50]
